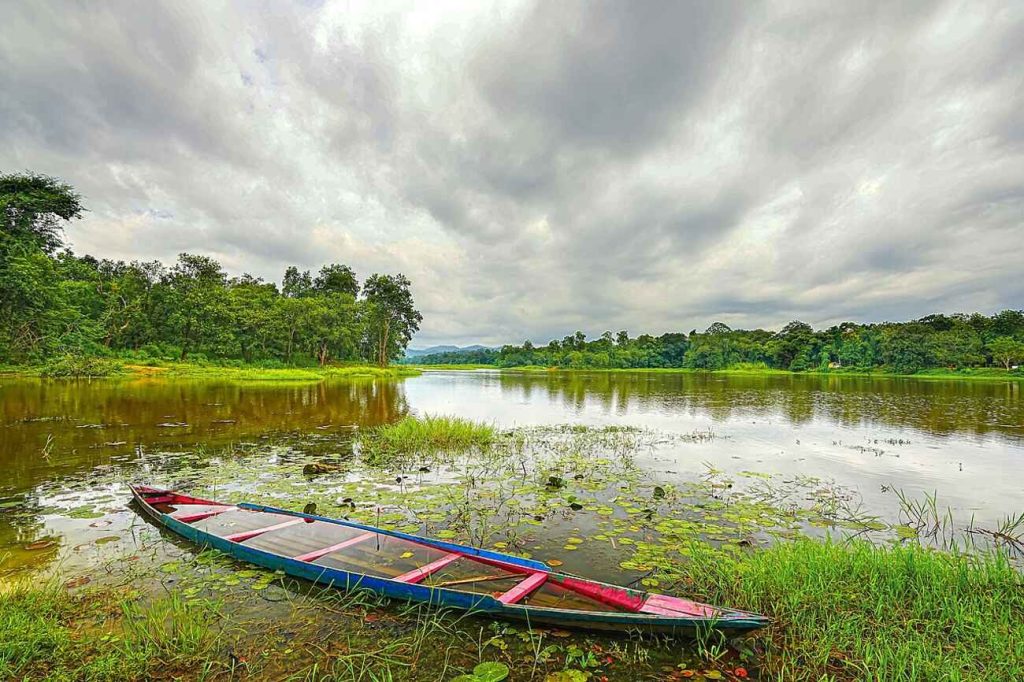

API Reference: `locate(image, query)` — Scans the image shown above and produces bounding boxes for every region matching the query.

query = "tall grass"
[360,415,496,464]
[684,539,1024,680]
[0,582,223,681]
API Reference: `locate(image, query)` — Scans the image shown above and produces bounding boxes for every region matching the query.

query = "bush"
[39,355,124,378]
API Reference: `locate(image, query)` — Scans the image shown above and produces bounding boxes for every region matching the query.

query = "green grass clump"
[684,539,1024,680]
[0,582,223,681]
[361,415,496,463]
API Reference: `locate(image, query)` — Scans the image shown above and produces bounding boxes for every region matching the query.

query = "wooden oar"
[433,574,521,588]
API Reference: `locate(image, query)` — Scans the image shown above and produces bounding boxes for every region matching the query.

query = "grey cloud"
[1,0,1022,346]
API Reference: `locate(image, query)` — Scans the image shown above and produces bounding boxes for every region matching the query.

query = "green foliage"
[487,314,1024,375]
[38,354,125,378]
[0,173,421,367]
[408,348,500,365]
[363,273,422,367]
[987,336,1024,370]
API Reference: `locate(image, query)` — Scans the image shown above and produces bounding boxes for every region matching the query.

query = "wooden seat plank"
[172,506,238,523]
[293,532,376,562]
[497,572,548,604]
[224,518,304,542]
[393,552,462,584]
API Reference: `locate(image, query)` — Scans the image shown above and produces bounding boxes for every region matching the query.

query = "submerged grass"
[685,539,1024,680]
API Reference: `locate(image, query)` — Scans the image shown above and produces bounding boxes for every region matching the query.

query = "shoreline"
[404,363,1024,382]
[0,360,422,382]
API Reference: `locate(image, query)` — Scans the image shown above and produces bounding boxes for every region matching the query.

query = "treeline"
[419,316,1024,374]
[1,173,421,366]
[404,348,500,365]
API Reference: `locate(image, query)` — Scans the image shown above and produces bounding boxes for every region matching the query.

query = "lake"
[2,369,1021,579]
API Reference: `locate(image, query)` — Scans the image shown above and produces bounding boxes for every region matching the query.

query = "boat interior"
[135,487,722,618]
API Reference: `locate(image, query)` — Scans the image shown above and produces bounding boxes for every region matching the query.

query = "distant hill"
[405,344,493,359]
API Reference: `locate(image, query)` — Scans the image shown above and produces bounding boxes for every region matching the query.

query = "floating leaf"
[546,559,564,567]
[400,551,415,559]
[472,661,510,682]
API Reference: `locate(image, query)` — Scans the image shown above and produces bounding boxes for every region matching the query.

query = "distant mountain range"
[404,344,494,358]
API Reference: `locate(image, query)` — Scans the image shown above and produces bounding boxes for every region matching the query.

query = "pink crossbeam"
[144,495,176,505]
[223,518,304,542]
[292,532,376,562]
[497,572,548,604]
[639,594,719,618]
[171,506,238,523]
[393,552,462,584]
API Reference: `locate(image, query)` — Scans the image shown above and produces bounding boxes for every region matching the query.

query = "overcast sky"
[2,1,1022,346]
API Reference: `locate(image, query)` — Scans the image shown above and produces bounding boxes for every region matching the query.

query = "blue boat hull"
[131,486,769,635]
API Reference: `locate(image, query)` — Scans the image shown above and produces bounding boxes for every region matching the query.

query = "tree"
[313,264,359,298]
[1,172,83,254]
[987,337,1024,370]
[227,275,279,362]
[282,266,313,298]
[165,253,229,359]
[0,173,85,360]
[305,293,361,366]
[363,273,421,367]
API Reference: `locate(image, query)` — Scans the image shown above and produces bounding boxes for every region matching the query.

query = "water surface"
[1,370,1021,577]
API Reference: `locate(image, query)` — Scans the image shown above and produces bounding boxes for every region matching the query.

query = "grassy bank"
[2,357,421,381]
[684,539,1024,680]
[407,363,1024,382]
[406,363,499,370]
[0,582,222,681]
[4,539,1020,681]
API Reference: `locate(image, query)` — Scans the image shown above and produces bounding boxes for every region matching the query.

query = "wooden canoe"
[130,485,768,635]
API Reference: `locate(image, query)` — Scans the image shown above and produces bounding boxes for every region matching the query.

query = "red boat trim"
[393,552,462,584]
[497,572,547,604]
[143,495,176,505]
[224,518,304,542]
[172,506,238,523]
[557,576,646,611]
[292,532,375,562]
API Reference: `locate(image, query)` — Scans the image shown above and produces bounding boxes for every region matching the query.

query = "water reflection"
[0,377,409,496]
[466,371,1024,441]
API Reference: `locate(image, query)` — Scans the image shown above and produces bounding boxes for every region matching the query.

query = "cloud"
[1,0,1021,346]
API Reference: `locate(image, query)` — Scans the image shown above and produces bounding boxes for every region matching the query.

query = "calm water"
[1,370,1022,576]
